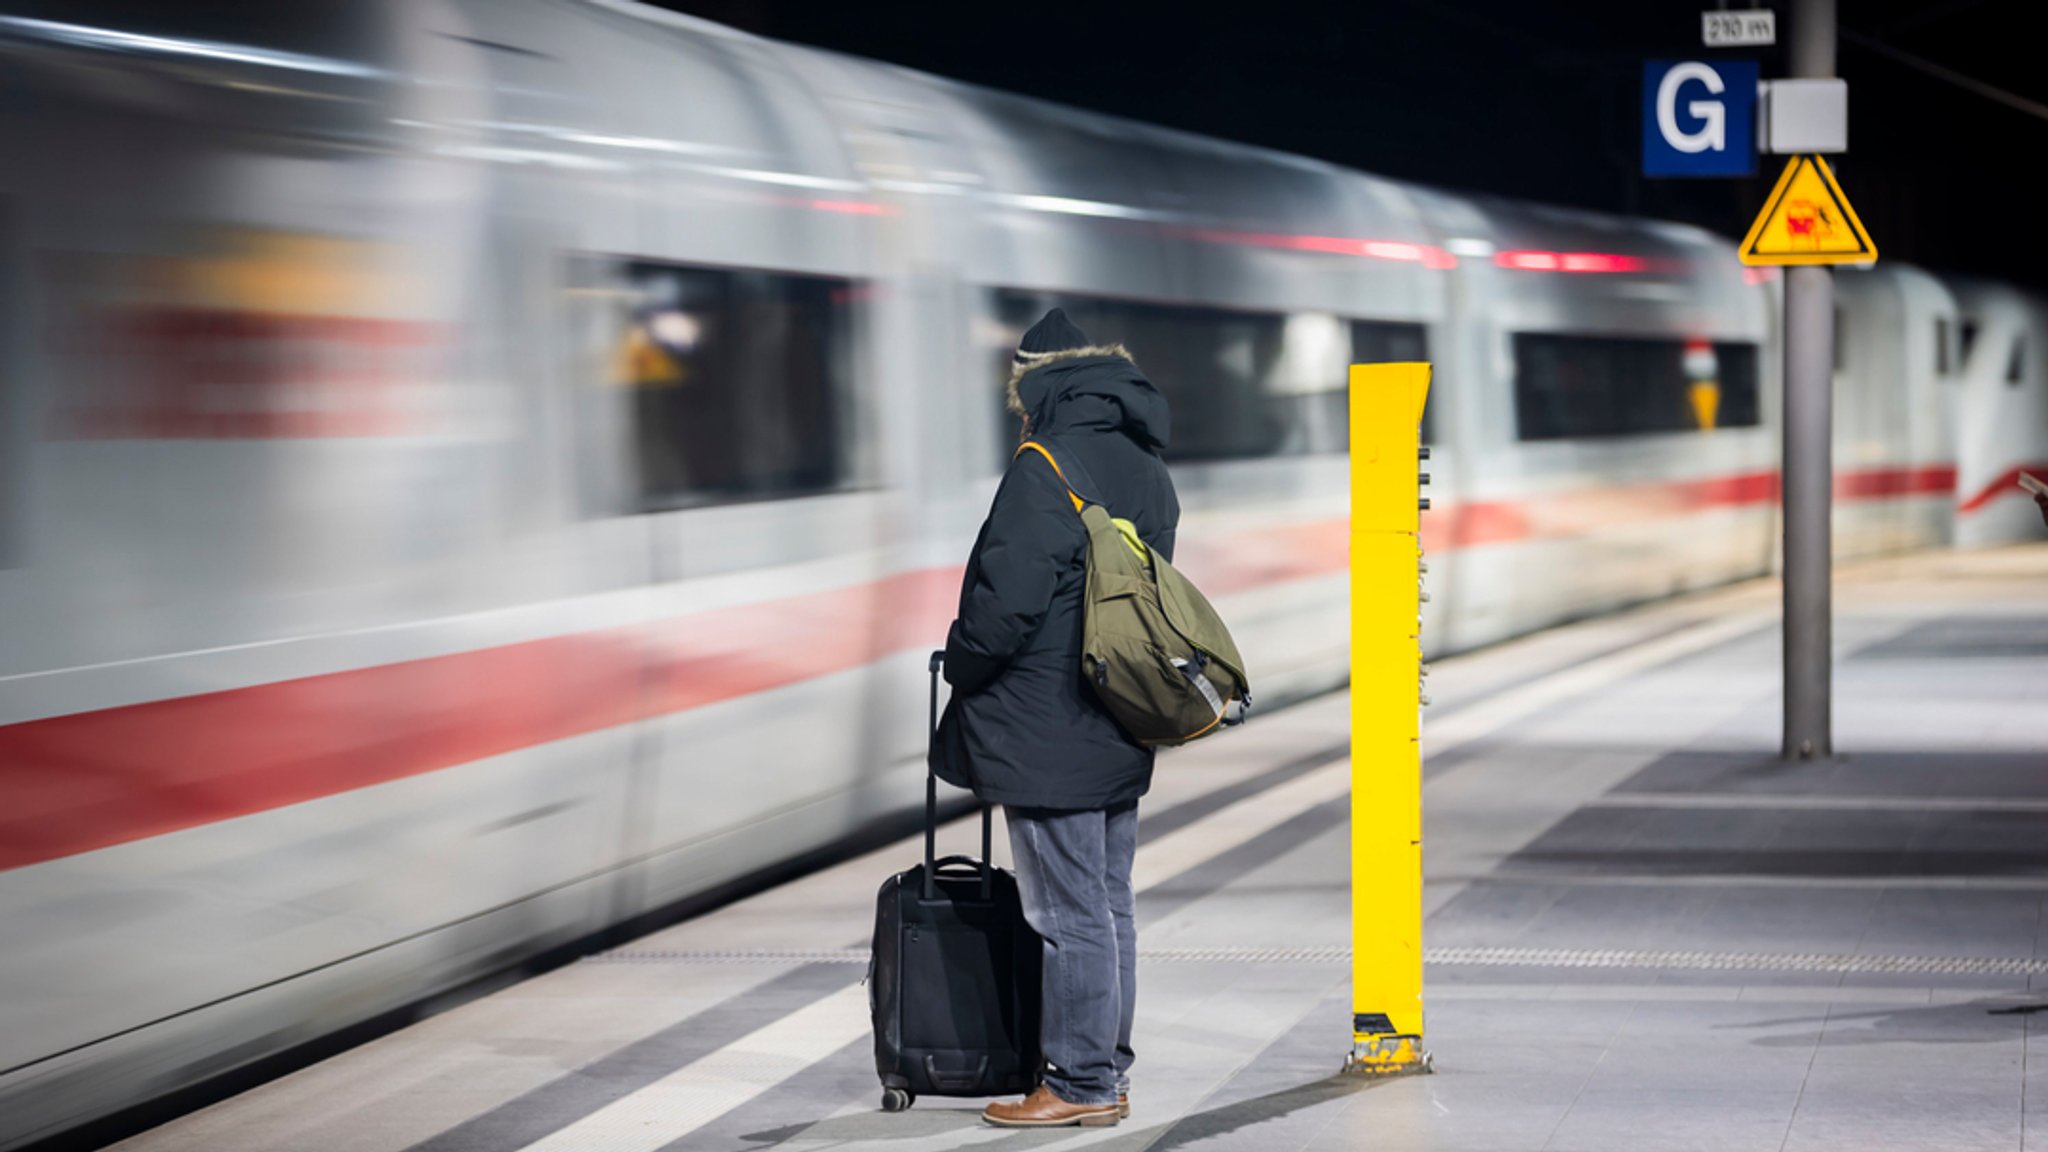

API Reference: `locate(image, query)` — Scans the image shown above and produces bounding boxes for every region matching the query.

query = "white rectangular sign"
[1703,10,1776,47]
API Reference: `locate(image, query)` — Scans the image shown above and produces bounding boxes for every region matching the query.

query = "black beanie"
[1013,307,1090,367]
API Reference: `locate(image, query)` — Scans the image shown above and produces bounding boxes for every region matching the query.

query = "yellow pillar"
[1344,362,1432,1076]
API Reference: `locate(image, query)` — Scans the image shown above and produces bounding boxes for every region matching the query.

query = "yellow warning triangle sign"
[1740,155,1877,266]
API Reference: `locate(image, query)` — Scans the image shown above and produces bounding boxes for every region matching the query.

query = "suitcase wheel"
[881,1087,915,1112]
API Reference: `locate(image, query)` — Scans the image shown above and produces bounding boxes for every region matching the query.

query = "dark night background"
[658,0,2047,290]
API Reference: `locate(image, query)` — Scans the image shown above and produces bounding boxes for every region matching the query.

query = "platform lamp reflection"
[1344,362,1434,1076]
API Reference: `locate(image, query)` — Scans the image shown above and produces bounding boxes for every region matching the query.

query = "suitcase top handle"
[927,650,994,901]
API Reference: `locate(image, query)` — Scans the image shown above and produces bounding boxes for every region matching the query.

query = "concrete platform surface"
[108,544,2048,1152]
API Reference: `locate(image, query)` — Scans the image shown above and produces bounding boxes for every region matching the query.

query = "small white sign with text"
[1703,10,1776,47]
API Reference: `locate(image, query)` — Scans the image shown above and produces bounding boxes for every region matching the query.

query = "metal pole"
[1782,0,1835,760]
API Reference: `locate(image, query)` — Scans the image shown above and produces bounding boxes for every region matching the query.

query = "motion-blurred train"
[2,2,2045,1145]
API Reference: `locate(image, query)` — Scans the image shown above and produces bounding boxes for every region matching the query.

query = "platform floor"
[111,545,2048,1152]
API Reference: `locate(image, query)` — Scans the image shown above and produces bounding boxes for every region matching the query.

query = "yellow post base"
[1344,1033,1433,1077]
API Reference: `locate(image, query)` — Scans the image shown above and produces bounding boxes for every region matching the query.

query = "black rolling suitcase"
[868,651,1041,1113]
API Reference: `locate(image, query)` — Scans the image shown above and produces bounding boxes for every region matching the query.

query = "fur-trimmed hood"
[1007,343,1170,451]
[940,342,1179,811]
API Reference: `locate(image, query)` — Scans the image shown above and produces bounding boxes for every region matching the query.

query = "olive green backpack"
[1017,439,1250,746]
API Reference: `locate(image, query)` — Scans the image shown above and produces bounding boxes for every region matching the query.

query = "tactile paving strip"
[588,945,2048,974]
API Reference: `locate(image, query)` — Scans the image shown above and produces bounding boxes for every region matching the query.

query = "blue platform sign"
[1643,59,1757,177]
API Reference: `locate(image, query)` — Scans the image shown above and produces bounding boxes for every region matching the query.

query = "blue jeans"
[1004,801,1138,1107]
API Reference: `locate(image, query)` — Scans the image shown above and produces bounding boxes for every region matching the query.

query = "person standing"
[932,308,1178,1128]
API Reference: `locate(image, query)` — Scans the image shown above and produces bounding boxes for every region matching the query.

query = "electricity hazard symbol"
[1740,154,1876,266]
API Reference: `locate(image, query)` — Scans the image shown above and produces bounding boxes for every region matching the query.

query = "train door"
[1898,270,1961,549]
[1952,282,2048,547]
[566,25,892,915]
[334,4,643,967]
[782,47,998,819]
[1833,267,1961,557]
[1410,190,1502,652]
[1833,270,1910,558]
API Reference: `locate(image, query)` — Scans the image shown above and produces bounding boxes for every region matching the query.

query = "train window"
[1512,333,1761,441]
[987,292,1284,462]
[985,291,1424,462]
[1282,319,1434,452]
[1960,320,1980,365]
[1936,318,1952,376]
[2008,338,2026,387]
[571,257,857,512]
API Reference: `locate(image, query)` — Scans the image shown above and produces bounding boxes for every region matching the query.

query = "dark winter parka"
[932,347,1180,810]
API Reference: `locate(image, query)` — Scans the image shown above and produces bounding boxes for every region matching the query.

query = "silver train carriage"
[2,1,2044,1145]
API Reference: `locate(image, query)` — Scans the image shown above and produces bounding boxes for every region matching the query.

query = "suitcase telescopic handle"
[931,854,998,879]
[925,650,994,901]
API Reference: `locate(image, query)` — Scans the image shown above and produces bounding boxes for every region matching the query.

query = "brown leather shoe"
[982,1085,1120,1128]
[1119,1092,1130,1119]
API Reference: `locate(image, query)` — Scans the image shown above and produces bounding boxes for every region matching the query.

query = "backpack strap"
[1015,440,1085,513]
[1018,439,1151,565]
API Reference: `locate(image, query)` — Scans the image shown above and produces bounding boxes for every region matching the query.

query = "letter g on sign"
[1642,59,1754,177]
[1657,62,1726,154]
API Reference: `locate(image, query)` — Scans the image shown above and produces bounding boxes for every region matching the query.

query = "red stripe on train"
[0,460,1971,872]
[1433,464,1945,550]
[0,568,962,872]
[1958,463,2048,514]
[1835,465,1957,501]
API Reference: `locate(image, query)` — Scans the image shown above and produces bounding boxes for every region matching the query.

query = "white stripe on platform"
[1587,792,2048,813]
[1465,869,2048,891]
[513,983,872,1152]
[1434,984,2032,1005]
[1424,613,1768,757]
[1130,760,1350,892]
